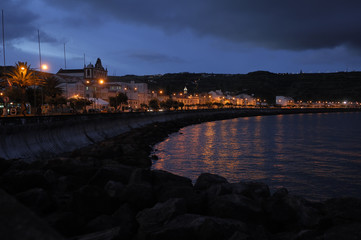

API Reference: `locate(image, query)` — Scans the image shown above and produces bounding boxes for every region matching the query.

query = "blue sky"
[2,0,361,75]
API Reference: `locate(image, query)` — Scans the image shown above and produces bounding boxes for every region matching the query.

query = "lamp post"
[34,63,48,114]
[98,78,104,110]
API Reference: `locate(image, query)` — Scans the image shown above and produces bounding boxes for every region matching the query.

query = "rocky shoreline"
[1,111,361,239]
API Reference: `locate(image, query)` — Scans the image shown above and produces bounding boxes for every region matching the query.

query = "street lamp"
[19,66,26,78]
[41,64,48,71]
[97,79,105,109]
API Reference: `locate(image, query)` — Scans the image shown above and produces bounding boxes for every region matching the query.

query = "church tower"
[84,58,107,82]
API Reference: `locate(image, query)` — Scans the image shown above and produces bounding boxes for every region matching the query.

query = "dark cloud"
[2,3,38,41]
[2,1,57,44]
[128,52,185,64]
[43,0,361,51]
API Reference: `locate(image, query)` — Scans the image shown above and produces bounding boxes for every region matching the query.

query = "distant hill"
[2,66,360,103]
[109,71,361,102]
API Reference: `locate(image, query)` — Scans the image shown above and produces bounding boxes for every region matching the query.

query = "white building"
[276,96,294,106]
[56,58,108,100]
[106,80,150,109]
[208,90,225,102]
[235,94,257,106]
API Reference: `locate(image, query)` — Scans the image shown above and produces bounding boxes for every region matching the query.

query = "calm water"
[152,112,361,201]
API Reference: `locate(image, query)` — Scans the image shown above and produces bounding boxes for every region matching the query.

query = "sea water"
[152,112,361,201]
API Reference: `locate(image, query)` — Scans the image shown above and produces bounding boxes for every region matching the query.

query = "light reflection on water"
[152,112,361,201]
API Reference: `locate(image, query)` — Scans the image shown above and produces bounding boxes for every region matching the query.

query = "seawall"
[0,108,358,161]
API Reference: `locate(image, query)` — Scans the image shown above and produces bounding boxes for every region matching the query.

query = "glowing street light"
[41,64,48,71]
[97,79,105,102]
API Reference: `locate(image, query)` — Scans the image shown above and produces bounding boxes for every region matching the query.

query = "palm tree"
[43,76,63,98]
[6,62,43,115]
[42,76,66,108]
[7,62,43,88]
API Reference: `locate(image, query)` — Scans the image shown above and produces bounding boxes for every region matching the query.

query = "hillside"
[109,71,361,102]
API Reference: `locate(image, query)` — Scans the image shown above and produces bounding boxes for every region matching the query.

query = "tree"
[148,99,160,111]
[173,100,180,110]
[160,99,181,110]
[7,62,43,88]
[109,93,128,107]
[160,100,169,110]
[69,98,92,112]
[140,103,148,111]
[6,62,44,115]
[43,76,63,98]
[42,76,66,106]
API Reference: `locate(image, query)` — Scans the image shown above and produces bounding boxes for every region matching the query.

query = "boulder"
[119,155,152,168]
[43,169,58,186]
[205,183,234,198]
[0,169,49,194]
[45,157,98,179]
[88,164,135,186]
[152,170,193,188]
[208,193,263,223]
[51,192,73,212]
[140,214,248,240]
[0,158,11,174]
[156,185,205,214]
[266,194,322,233]
[112,204,138,240]
[56,175,88,193]
[128,168,153,184]
[227,231,251,240]
[104,180,125,199]
[83,214,118,233]
[266,193,298,228]
[194,173,229,191]
[272,187,289,199]
[137,198,187,233]
[323,197,361,224]
[236,182,271,203]
[71,185,113,220]
[156,186,195,202]
[46,211,85,237]
[323,223,361,240]
[120,183,155,210]
[69,227,120,240]
[295,229,322,240]
[0,189,65,240]
[15,188,54,216]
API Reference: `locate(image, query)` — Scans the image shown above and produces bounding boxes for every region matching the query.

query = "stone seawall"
[0,108,358,161]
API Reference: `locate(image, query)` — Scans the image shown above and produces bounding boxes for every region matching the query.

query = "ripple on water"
[152,112,361,201]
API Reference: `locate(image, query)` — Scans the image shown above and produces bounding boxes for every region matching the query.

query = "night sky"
[2,0,361,75]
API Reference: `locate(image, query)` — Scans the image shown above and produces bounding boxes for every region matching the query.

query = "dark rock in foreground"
[1,161,361,240]
[0,120,360,239]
